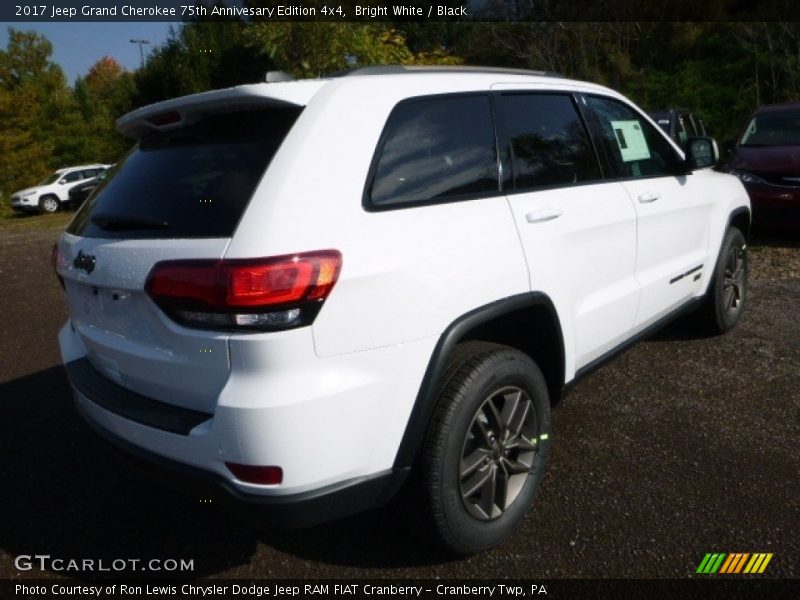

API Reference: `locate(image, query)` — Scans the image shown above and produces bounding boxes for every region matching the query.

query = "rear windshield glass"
[68,108,302,239]
[741,111,800,146]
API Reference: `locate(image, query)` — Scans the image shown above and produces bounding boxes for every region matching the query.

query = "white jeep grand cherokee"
[56,66,750,554]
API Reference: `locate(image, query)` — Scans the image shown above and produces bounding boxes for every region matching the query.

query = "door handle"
[637,191,660,203]
[525,208,563,223]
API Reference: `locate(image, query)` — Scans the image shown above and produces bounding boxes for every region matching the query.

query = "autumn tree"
[74,56,136,161]
[0,29,76,198]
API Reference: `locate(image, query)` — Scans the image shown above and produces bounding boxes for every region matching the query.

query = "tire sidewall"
[436,350,551,553]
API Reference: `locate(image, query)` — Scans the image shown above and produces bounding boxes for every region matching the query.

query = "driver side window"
[585,96,682,179]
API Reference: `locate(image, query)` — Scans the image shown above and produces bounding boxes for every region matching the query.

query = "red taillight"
[225,463,283,485]
[145,250,341,331]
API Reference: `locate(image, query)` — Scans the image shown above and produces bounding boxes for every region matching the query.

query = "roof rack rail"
[331,65,564,78]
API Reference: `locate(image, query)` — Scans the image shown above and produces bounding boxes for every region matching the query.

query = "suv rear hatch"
[58,95,305,415]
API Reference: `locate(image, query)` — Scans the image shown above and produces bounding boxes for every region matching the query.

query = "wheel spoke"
[494,464,509,511]
[723,287,734,310]
[506,435,537,452]
[484,398,504,432]
[462,464,493,498]
[509,398,530,437]
[499,389,521,431]
[460,448,488,479]
[477,466,497,517]
[502,456,531,475]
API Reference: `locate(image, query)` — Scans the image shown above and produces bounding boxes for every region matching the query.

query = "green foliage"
[132,16,462,106]
[450,22,800,144]
[0,29,137,201]
[0,29,70,197]
[243,23,415,77]
[133,20,271,105]
[74,56,136,160]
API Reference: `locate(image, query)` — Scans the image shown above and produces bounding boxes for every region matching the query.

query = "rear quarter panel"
[227,76,532,358]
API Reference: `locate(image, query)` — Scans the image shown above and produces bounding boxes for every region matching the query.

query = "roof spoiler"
[115,82,319,140]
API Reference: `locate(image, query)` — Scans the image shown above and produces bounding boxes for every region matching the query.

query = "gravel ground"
[0,228,797,581]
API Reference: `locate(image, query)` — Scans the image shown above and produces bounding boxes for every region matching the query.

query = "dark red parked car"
[726,102,800,228]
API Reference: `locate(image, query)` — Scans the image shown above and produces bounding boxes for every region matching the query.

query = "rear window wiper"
[91,214,170,231]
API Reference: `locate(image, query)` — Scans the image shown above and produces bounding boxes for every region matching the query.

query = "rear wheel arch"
[393,293,566,471]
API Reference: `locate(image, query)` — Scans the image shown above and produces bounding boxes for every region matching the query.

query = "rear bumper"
[78,399,406,528]
[58,319,433,526]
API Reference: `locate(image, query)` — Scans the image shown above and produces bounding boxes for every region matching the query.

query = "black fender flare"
[391,292,564,470]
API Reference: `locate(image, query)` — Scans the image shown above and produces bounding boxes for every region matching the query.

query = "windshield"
[741,111,800,146]
[68,108,302,239]
[36,172,61,186]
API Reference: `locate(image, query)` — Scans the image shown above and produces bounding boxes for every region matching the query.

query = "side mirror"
[686,136,719,169]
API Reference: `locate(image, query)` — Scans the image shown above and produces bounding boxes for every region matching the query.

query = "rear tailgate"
[58,90,313,414]
[58,236,230,414]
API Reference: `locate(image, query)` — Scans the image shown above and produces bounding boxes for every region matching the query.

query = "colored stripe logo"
[696,552,773,574]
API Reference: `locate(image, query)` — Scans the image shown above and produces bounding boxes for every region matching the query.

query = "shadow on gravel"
[0,367,449,578]
[0,366,256,579]
[641,307,715,343]
[258,479,455,569]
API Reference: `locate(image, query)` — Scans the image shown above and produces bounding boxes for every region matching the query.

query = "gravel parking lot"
[0,227,797,580]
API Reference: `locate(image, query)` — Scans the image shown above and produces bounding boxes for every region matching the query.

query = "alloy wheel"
[722,244,746,316]
[459,386,539,520]
[41,197,59,213]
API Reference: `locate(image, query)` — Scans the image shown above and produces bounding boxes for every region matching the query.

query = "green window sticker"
[611,120,651,162]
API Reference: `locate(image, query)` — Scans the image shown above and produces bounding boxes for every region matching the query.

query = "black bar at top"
[1,0,796,23]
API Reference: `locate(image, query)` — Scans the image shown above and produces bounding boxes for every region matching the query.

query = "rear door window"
[366,95,499,208]
[498,93,601,191]
[68,108,302,239]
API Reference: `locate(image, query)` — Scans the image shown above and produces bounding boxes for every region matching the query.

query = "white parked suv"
[11,164,110,213]
[55,66,750,554]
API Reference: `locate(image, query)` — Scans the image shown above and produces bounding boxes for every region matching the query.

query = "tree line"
[2,19,800,198]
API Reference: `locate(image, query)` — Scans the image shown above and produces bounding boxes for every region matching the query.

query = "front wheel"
[39,195,60,213]
[422,342,551,555]
[697,227,748,334]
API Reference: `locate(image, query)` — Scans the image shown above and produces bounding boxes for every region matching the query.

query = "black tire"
[39,195,60,213]
[696,227,748,334]
[422,341,551,555]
